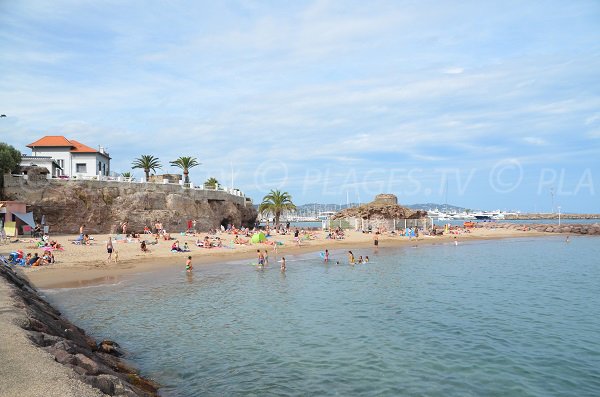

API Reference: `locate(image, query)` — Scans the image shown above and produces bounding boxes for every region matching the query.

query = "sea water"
[44,237,600,396]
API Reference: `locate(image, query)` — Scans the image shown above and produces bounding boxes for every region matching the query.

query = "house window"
[98,161,102,172]
[76,163,87,173]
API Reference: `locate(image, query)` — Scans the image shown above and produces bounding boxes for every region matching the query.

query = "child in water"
[324,249,329,263]
[280,257,286,271]
[185,256,193,272]
[365,256,369,263]
[348,251,355,264]
[357,255,363,264]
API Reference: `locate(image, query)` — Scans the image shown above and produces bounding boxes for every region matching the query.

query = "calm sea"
[44,236,600,397]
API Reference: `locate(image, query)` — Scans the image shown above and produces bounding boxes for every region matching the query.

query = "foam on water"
[46,236,600,396]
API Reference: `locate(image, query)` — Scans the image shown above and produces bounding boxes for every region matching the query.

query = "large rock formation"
[2,176,257,234]
[333,194,427,220]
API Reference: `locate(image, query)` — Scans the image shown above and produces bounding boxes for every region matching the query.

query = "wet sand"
[3,228,549,289]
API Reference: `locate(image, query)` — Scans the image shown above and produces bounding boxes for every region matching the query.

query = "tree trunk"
[144,169,150,181]
[275,211,281,226]
[184,170,189,184]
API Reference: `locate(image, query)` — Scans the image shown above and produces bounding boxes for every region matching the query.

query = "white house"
[26,136,111,178]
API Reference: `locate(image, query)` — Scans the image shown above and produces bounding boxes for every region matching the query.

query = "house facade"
[26,136,111,178]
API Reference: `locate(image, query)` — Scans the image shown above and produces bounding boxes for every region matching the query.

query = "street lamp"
[558,206,561,226]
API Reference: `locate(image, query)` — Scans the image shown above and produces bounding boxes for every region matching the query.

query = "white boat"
[317,211,337,220]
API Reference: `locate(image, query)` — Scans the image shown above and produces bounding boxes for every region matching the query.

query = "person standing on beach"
[373,233,379,248]
[106,237,113,261]
[122,221,128,235]
[186,256,193,272]
[294,228,301,246]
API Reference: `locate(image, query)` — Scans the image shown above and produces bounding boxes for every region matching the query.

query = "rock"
[99,340,124,356]
[3,178,257,233]
[26,330,61,347]
[74,353,102,375]
[46,347,76,365]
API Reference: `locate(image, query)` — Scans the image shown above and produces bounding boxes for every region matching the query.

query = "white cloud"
[443,67,464,74]
[522,137,548,146]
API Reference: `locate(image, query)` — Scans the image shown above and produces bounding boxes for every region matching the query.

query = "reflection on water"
[46,237,600,397]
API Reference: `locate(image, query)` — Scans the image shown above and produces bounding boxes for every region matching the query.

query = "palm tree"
[204,177,219,189]
[121,171,132,178]
[170,156,200,185]
[258,189,296,226]
[132,155,161,181]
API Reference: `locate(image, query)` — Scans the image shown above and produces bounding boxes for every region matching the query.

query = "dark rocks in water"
[99,339,124,356]
[476,222,599,237]
[0,263,160,396]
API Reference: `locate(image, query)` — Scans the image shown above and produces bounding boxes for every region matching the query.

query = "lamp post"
[558,206,561,226]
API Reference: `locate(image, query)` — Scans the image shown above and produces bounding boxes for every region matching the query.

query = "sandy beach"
[2,227,549,289]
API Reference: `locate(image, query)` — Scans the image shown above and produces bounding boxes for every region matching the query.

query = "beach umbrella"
[251,232,266,244]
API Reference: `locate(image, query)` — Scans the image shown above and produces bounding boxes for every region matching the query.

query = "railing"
[45,174,247,198]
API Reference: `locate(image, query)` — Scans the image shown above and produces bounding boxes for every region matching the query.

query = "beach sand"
[3,227,548,289]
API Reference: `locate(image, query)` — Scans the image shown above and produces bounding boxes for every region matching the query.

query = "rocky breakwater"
[474,222,600,235]
[0,262,159,396]
[2,176,257,234]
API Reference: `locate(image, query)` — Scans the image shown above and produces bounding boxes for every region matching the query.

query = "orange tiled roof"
[69,140,98,153]
[27,136,105,155]
[27,136,73,148]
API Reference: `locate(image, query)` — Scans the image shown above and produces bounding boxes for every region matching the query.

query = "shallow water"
[45,236,600,396]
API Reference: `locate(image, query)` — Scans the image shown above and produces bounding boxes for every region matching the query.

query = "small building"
[26,136,111,178]
[0,201,35,237]
[19,155,63,178]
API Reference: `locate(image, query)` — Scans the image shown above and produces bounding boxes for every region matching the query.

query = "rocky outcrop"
[0,261,159,396]
[2,176,257,234]
[474,222,600,235]
[333,194,427,220]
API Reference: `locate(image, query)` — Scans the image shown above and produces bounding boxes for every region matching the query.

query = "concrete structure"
[26,136,111,178]
[148,174,182,184]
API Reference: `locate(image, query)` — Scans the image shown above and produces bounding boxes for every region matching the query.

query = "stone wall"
[2,175,256,234]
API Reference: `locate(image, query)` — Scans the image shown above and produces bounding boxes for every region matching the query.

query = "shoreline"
[0,261,159,397]
[12,228,557,290]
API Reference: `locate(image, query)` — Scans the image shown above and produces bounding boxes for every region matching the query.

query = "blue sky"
[1,0,599,212]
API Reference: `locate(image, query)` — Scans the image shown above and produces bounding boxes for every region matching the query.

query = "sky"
[1,0,599,212]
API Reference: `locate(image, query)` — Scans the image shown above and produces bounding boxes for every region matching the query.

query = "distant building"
[26,136,111,178]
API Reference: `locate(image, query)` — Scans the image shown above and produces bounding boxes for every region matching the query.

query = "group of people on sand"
[7,249,55,266]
